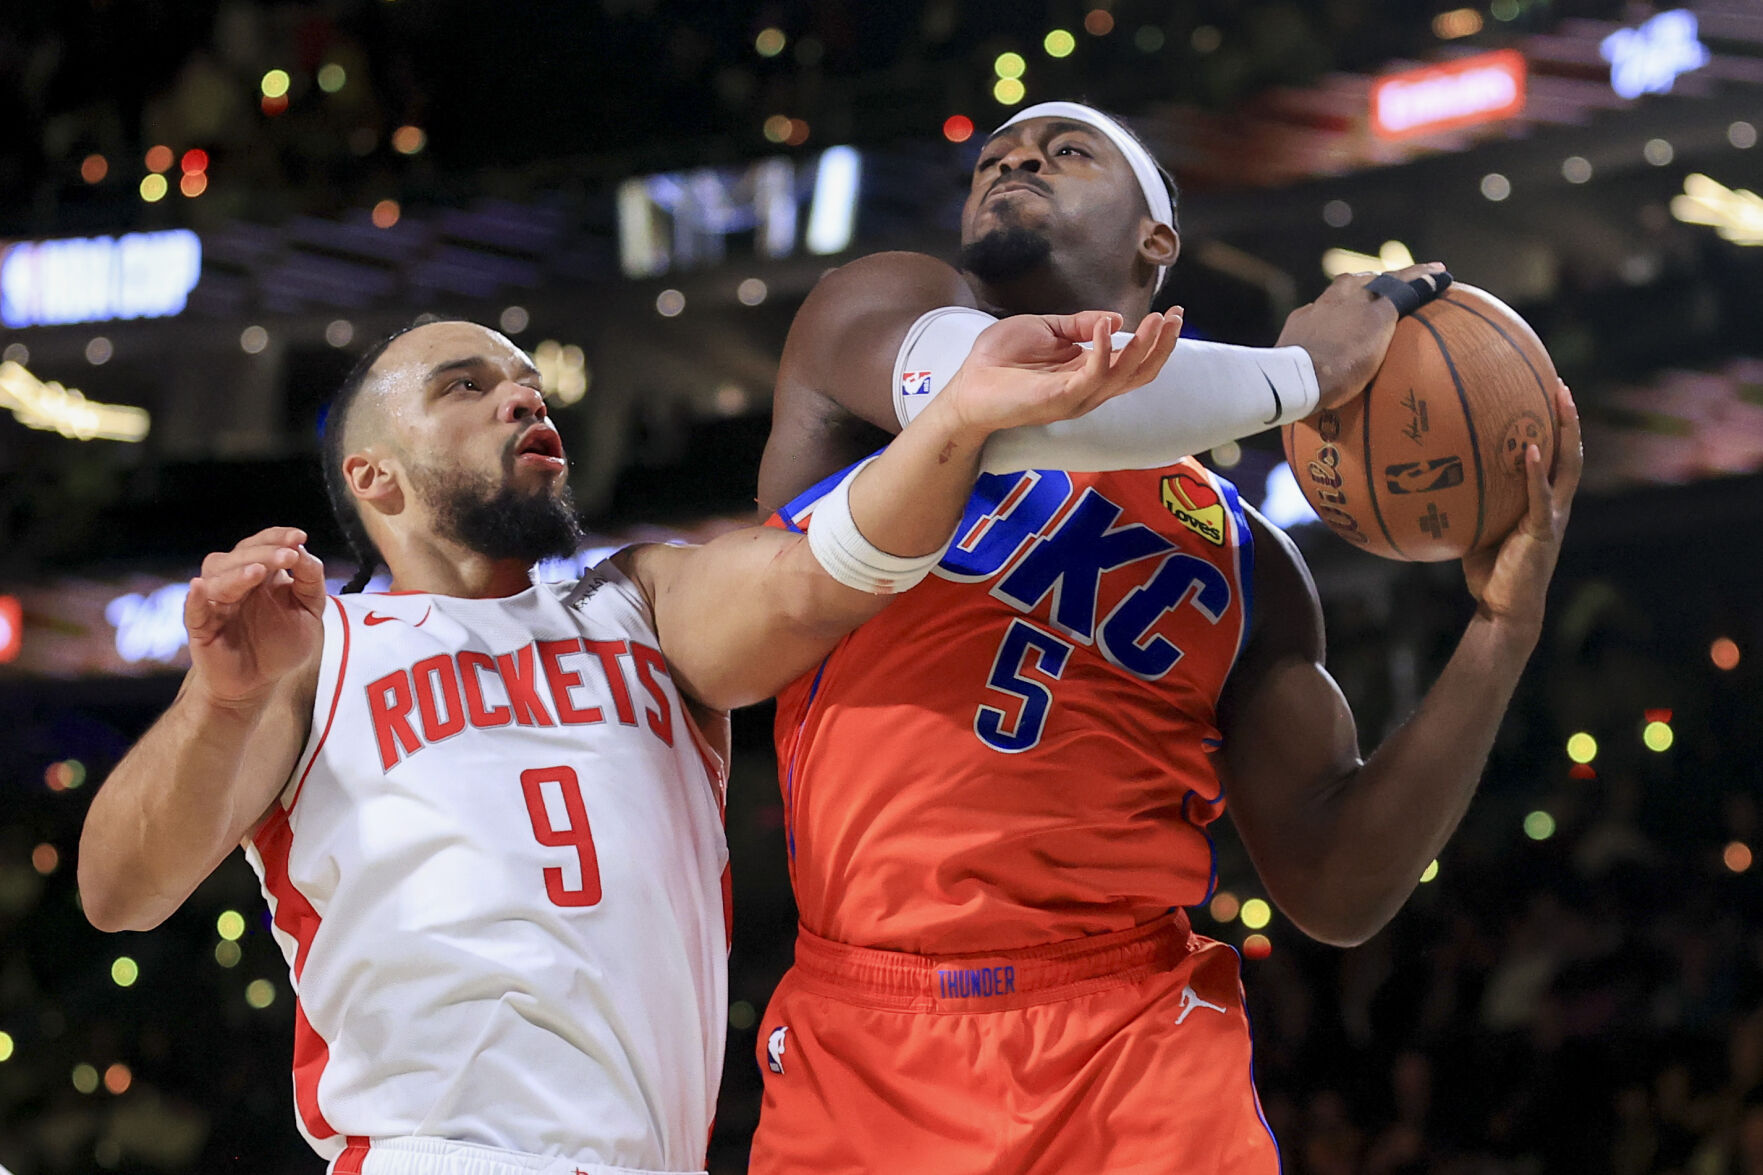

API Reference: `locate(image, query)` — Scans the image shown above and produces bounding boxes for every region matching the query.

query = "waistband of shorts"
[788,909,1195,1013]
[334,1135,702,1175]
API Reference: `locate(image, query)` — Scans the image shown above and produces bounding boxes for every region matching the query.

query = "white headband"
[995,101,1174,286]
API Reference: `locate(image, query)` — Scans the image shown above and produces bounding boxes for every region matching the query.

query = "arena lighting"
[0,362,150,443]
[1321,240,1414,278]
[1432,8,1483,39]
[531,339,589,405]
[1419,859,1440,883]
[806,146,861,254]
[1239,898,1272,929]
[1601,9,1708,100]
[1566,732,1598,763]
[1671,174,1763,245]
[0,229,201,327]
[1370,50,1526,139]
[0,594,19,663]
[1208,891,1240,922]
[1260,462,1320,530]
[104,583,191,663]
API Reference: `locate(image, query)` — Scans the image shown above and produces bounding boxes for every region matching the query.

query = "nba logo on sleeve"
[901,371,933,397]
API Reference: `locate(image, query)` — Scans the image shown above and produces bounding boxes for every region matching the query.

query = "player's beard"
[412,462,585,565]
[959,225,1053,285]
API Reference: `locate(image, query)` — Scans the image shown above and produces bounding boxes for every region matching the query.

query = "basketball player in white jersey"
[76,311,1181,1175]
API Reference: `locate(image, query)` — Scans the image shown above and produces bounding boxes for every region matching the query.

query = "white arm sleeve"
[891,306,1322,475]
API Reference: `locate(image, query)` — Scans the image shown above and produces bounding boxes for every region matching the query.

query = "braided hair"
[320,323,427,593]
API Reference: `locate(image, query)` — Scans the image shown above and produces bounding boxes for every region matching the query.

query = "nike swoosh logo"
[1261,369,1284,426]
[364,606,431,627]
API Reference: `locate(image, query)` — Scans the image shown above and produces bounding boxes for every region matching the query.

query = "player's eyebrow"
[981,119,1105,153]
[426,356,542,384]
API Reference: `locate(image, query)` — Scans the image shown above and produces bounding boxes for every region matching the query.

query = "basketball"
[1281,283,1559,562]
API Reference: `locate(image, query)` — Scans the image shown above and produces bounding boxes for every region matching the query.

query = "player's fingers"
[234,526,308,552]
[1081,316,1114,384]
[1050,310,1123,345]
[1550,381,1585,503]
[289,547,329,611]
[202,561,271,607]
[1523,444,1553,534]
[203,542,299,580]
[1101,312,1158,386]
[183,578,216,633]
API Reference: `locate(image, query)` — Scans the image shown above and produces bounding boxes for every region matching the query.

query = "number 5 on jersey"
[519,766,603,907]
[975,619,1074,753]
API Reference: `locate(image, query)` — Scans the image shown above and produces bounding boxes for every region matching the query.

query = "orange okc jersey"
[771,456,1254,954]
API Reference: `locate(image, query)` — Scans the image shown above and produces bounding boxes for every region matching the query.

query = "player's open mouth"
[515,426,567,471]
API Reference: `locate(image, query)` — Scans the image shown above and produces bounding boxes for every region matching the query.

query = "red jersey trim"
[289,596,351,811]
[252,807,338,1143]
[333,1137,371,1173]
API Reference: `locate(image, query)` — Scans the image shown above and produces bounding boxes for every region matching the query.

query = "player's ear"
[345,448,404,515]
[1141,222,1179,270]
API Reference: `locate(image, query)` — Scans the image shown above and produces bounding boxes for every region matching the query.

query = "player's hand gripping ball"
[1281,283,1559,562]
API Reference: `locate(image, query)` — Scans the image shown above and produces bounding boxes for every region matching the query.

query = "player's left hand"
[939,307,1183,436]
[1461,380,1583,636]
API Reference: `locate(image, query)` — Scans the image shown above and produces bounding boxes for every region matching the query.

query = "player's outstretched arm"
[79,527,326,932]
[1218,384,1582,947]
[629,309,1181,711]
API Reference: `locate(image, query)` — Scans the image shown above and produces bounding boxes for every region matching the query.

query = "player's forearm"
[1296,614,1539,945]
[79,678,273,932]
[848,392,989,558]
[897,308,1319,472]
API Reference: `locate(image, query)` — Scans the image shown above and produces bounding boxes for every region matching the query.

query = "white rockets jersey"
[242,561,730,1173]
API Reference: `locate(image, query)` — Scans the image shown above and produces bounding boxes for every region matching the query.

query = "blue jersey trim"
[776,453,881,533]
[1230,942,1285,1168]
[1215,472,1255,661]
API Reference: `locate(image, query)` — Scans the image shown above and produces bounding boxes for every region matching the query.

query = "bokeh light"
[72,1063,99,1094]
[994,52,1026,80]
[180,172,208,198]
[0,1032,12,1063]
[737,278,768,306]
[1566,732,1598,764]
[1524,811,1556,841]
[755,27,786,57]
[763,114,792,144]
[391,125,427,155]
[943,115,974,143]
[729,999,757,1030]
[260,69,291,99]
[1562,156,1593,183]
[217,910,246,941]
[1209,891,1241,923]
[32,844,59,875]
[215,940,242,968]
[1134,26,1165,52]
[1712,637,1741,670]
[1420,859,1440,884]
[246,979,277,1009]
[1084,10,1115,36]
[85,338,113,366]
[1481,173,1512,201]
[372,199,401,228]
[144,145,173,174]
[993,77,1026,105]
[103,1062,132,1094]
[180,149,208,174]
[111,957,139,988]
[1732,121,1759,149]
[785,119,810,147]
[1240,898,1272,929]
[240,326,269,355]
[656,289,685,317]
[325,319,355,348]
[45,760,87,791]
[1643,720,1674,752]
[139,174,168,203]
[1243,933,1272,960]
[1644,138,1674,167]
[499,305,530,334]
[317,63,347,92]
[1044,29,1076,57]
[1727,841,1754,874]
[80,154,108,184]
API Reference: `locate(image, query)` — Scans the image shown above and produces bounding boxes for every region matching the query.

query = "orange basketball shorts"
[749,911,1281,1174]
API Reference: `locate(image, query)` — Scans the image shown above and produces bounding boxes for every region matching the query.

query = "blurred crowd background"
[3,1,1763,1172]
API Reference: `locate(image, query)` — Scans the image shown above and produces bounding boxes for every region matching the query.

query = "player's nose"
[496,382,547,424]
[995,140,1045,174]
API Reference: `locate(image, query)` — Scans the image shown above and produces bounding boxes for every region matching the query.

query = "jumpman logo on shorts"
[1175,983,1227,1025]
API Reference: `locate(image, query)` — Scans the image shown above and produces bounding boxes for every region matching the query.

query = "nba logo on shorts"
[901,371,933,397]
[767,1025,789,1074]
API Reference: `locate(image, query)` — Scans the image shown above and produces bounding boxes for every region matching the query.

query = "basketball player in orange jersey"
[75,312,1182,1175]
[751,103,1582,1172]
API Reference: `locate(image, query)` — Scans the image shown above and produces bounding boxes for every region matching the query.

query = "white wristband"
[893,306,1322,473]
[806,457,947,595]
